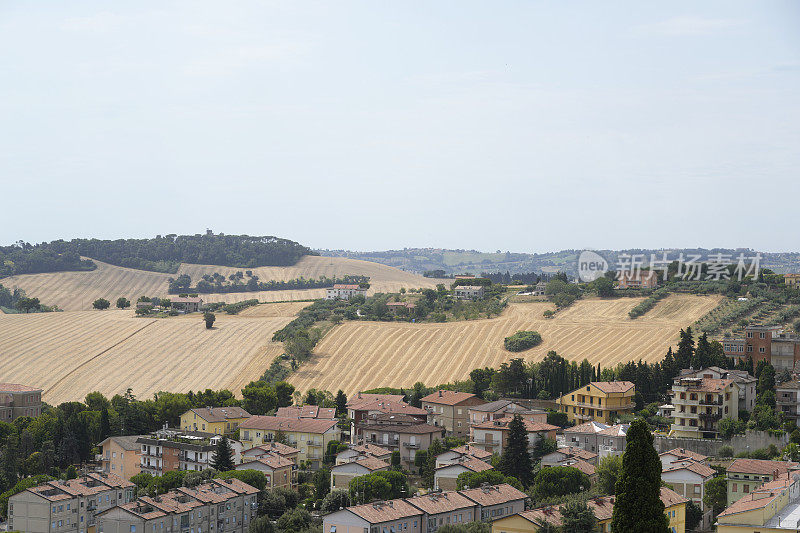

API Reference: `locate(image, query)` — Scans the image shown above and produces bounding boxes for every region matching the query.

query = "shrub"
[718,445,734,458]
[504,331,543,352]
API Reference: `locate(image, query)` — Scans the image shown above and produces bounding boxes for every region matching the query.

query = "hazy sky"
[1,1,798,252]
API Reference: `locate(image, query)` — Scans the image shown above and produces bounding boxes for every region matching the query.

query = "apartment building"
[680,367,757,413]
[559,421,628,457]
[137,430,244,475]
[354,413,443,467]
[777,381,800,426]
[421,390,486,438]
[97,478,259,533]
[275,405,337,419]
[330,456,390,490]
[669,377,740,438]
[453,286,485,300]
[326,284,368,300]
[470,417,558,456]
[467,401,546,427]
[348,400,430,427]
[496,487,688,533]
[0,382,43,421]
[8,472,135,533]
[236,454,297,489]
[722,325,800,369]
[556,381,635,425]
[322,484,528,533]
[716,470,800,532]
[239,416,341,469]
[661,458,715,522]
[99,436,142,480]
[726,458,799,506]
[180,406,251,435]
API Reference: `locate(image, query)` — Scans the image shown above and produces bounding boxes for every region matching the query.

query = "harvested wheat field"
[0,256,445,311]
[288,294,722,395]
[0,304,299,404]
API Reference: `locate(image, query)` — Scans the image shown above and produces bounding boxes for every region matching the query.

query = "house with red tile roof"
[421,390,486,438]
[669,376,740,438]
[434,456,494,491]
[470,417,558,456]
[661,458,716,525]
[541,446,599,467]
[336,443,393,465]
[276,405,337,419]
[239,416,341,469]
[235,454,296,489]
[355,413,444,467]
[716,470,800,532]
[435,444,493,468]
[0,382,42,421]
[330,456,391,490]
[725,458,799,506]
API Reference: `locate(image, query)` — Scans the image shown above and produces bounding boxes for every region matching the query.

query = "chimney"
[439,390,443,398]
[358,392,362,399]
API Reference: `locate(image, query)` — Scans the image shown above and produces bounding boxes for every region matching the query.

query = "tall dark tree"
[497,415,534,486]
[99,407,111,441]
[211,436,234,472]
[611,419,669,533]
[335,390,347,416]
[676,327,695,369]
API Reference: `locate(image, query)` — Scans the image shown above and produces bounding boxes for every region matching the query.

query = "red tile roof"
[241,415,339,434]
[458,483,528,506]
[660,448,708,463]
[555,447,598,462]
[447,445,493,460]
[0,383,42,393]
[355,400,429,416]
[472,417,558,433]
[347,393,405,409]
[421,390,480,406]
[662,459,715,478]
[347,499,423,524]
[727,458,799,476]
[276,405,337,419]
[717,472,796,518]
[238,455,294,470]
[406,491,477,514]
[591,381,635,394]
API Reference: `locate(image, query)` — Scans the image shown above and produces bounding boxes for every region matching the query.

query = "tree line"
[168,272,369,294]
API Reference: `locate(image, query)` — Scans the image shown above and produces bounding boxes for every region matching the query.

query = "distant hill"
[319,248,800,276]
[1,232,315,276]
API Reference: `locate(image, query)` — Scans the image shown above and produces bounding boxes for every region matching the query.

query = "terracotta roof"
[472,417,558,433]
[597,424,628,437]
[557,458,596,476]
[244,441,300,457]
[357,421,443,435]
[455,285,485,291]
[469,400,514,412]
[591,381,635,394]
[238,454,294,470]
[171,296,203,303]
[347,499,423,524]
[555,447,598,462]
[241,415,339,434]
[276,405,337,419]
[332,284,363,290]
[347,393,405,409]
[210,477,260,495]
[421,390,480,406]
[437,456,494,474]
[0,383,42,393]
[447,445,493,460]
[563,421,609,434]
[662,459,715,478]
[777,381,800,390]
[100,435,143,451]
[458,483,528,506]
[349,443,392,458]
[29,472,133,501]
[188,406,250,423]
[356,400,429,416]
[406,491,477,514]
[727,458,799,475]
[660,448,708,463]
[717,473,797,518]
[674,377,734,393]
[115,501,168,519]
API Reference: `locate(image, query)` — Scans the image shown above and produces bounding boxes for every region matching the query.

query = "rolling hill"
[287,293,722,395]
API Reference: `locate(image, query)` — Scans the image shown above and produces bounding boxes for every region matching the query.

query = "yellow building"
[557,381,635,425]
[491,487,687,533]
[716,471,798,532]
[239,415,341,469]
[179,406,251,435]
[669,377,740,439]
[785,273,800,290]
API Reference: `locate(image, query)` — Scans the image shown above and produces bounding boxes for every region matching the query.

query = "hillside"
[287,293,721,395]
[0,304,309,405]
[0,256,446,311]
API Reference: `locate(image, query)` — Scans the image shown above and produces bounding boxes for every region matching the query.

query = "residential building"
[322,498,424,533]
[494,487,687,533]
[785,273,800,290]
[468,401,546,427]
[435,445,493,468]
[137,430,244,476]
[716,470,800,532]
[540,447,598,467]
[0,383,43,421]
[348,399,430,428]
[421,390,486,438]
[236,454,297,489]
[470,417,558,456]
[661,458,716,527]
[777,381,800,426]
[453,286,485,300]
[239,416,341,469]
[330,456,390,490]
[99,436,142,480]
[669,377,740,438]
[596,424,629,458]
[726,458,799,506]
[97,478,259,533]
[275,405,337,419]
[386,302,416,315]
[354,413,443,467]
[326,284,368,300]
[659,448,709,469]
[458,484,529,522]
[8,473,135,533]
[680,367,757,413]
[559,421,628,456]
[241,442,300,464]
[616,270,659,289]
[336,443,393,465]
[170,296,203,313]
[722,325,800,369]
[406,490,478,530]
[180,406,251,435]
[556,381,635,425]
[434,456,494,491]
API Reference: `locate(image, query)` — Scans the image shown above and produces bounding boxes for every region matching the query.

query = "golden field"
[0,256,445,311]
[288,294,722,395]
[0,306,298,405]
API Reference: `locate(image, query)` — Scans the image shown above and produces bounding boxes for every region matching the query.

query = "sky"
[1,1,798,253]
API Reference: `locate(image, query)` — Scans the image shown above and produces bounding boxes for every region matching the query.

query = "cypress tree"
[611,419,669,533]
[676,327,695,369]
[100,407,111,441]
[498,415,534,486]
[335,390,347,416]
[211,436,234,472]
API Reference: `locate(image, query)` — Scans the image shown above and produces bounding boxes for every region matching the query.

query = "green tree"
[596,454,623,495]
[211,436,234,472]
[215,469,266,490]
[703,476,727,517]
[559,500,597,533]
[685,500,703,531]
[274,382,295,408]
[241,382,277,415]
[532,466,590,500]
[93,298,110,310]
[116,297,131,309]
[611,419,669,533]
[313,467,331,500]
[204,311,216,329]
[335,390,348,416]
[275,508,312,532]
[497,415,534,486]
[65,465,78,480]
[456,470,522,490]
[320,489,350,514]
[592,276,614,297]
[248,515,275,533]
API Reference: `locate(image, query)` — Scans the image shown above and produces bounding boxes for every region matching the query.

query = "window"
[759,347,765,353]
[743,485,749,493]
[760,332,766,339]
[331,528,337,533]
[131,526,136,533]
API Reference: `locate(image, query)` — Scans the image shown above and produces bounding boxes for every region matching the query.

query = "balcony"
[699,398,722,406]
[403,442,420,449]
[699,412,721,422]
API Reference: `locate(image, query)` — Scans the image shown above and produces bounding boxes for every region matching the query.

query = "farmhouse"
[557,381,636,425]
[616,269,658,289]
[785,273,800,290]
[170,296,203,313]
[453,285,485,300]
[0,382,42,421]
[325,284,368,300]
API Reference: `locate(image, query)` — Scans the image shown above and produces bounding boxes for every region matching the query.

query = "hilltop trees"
[116,297,130,309]
[93,298,110,310]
